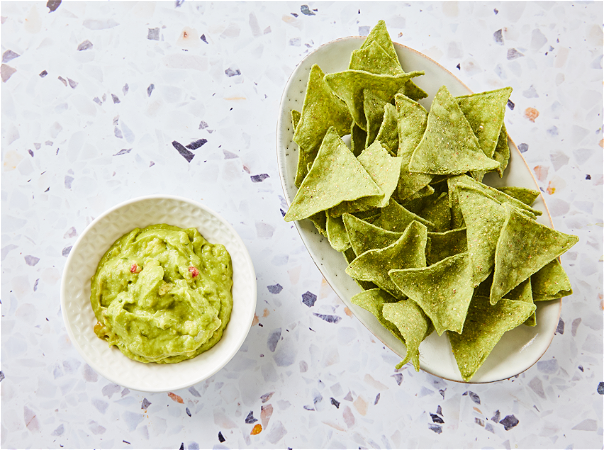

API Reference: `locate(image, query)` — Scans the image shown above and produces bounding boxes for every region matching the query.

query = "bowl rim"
[275,35,561,384]
[60,194,257,392]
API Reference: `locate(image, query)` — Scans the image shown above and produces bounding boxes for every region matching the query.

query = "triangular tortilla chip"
[285,127,382,221]
[308,211,327,237]
[490,204,579,304]
[324,70,424,131]
[418,192,451,232]
[350,122,367,157]
[293,65,353,186]
[506,278,536,326]
[531,258,573,301]
[351,288,405,342]
[493,124,510,177]
[375,103,399,156]
[409,86,500,175]
[363,89,388,148]
[346,221,428,298]
[291,109,301,132]
[389,252,474,335]
[426,228,468,266]
[457,184,508,286]
[497,186,540,207]
[373,199,435,232]
[326,213,351,252]
[343,248,377,291]
[383,299,433,371]
[343,213,404,257]
[350,40,404,76]
[456,87,513,159]
[448,295,536,381]
[330,141,403,217]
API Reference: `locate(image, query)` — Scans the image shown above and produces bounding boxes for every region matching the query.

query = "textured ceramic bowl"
[276,37,560,383]
[61,195,257,392]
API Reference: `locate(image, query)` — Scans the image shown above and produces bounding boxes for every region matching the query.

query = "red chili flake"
[130,263,141,274]
[189,266,199,278]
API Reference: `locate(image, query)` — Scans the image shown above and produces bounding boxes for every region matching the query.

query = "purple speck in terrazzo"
[200,34,208,44]
[225,67,241,77]
[463,390,480,404]
[175,0,184,7]
[77,40,93,51]
[65,175,74,188]
[102,383,121,398]
[57,76,67,86]
[491,410,501,422]
[123,441,130,445]
[179,443,184,450]
[537,358,558,374]
[374,393,380,405]
[436,405,443,415]
[303,405,314,411]
[289,37,301,47]
[186,407,191,417]
[34,278,39,291]
[28,149,34,157]
[39,70,48,78]
[2,50,19,63]
[251,174,269,183]
[428,424,442,434]
[114,127,123,138]
[218,432,225,443]
[261,392,274,403]
[199,120,209,129]
[111,94,120,104]
[586,174,591,180]
[51,424,64,436]
[291,13,298,18]
[147,84,155,97]
[0,371,4,382]
[149,161,155,167]
[578,365,584,372]
[493,29,503,45]
[493,8,498,14]
[439,389,446,399]
[518,143,528,153]
[430,413,444,424]
[597,382,604,394]
[392,373,403,386]
[507,48,524,60]
[359,26,370,36]
[267,284,283,294]
[499,415,519,431]
[114,148,132,156]
[300,5,315,15]
[456,63,460,70]
[62,246,72,257]
[68,78,78,89]
[507,99,515,110]
[245,411,257,424]
[24,255,40,266]
[93,97,101,105]
[330,397,340,408]
[122,84,129,95]
[186,139,207,150]
[556,318,564,334]
[302,291,317,307]
[141,398,151,409]
[47,0,61,12]
[523,85,539,98]
[172,141,195,162]
[485,422,495,433]
[280,209,286,217]
[313,313,341,324]
[188,386,201,397]
[267,328,282,352]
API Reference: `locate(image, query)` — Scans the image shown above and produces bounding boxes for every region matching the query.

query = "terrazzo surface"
[1,1,603,449]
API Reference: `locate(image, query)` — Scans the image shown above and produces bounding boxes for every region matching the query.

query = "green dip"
[90,224,233,364]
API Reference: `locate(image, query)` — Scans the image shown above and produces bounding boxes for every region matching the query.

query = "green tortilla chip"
[456,87,512,159]
[351,288,404,342]
[394,94,433,201]
[291,109,301,132]
[330,141,403,217]
[493,124,510,177]
[324,70,424,131]
[426,228,468,266]
[457,184,508,286]
[293,65,354,186]
[350,122,367,157]
[326,213,351,252]
[343,248,377,291]
[308,210,327,237]
[346,221,428,298]
[404,185,435,202]
[448,295,536,381]
[350,40,404,76]
[506,278,536,326]
[497,186,540,206]
[400,187,439,215]
[363,89,388,148]
[375,103,399,156]
[490,204,579,304]
[418,192,451,232]
[389,252,474,335]
[531,258,573,301]
[373,199,435,232]
[343,213,404,256]
[285,127,383,222]
[382,299,432,371]
[409,86,500,175]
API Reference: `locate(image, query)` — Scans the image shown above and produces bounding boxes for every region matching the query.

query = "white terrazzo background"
[1,1,602,449]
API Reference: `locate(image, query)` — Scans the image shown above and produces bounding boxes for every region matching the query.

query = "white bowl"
[60,195,257,392]
[276,37,560,383]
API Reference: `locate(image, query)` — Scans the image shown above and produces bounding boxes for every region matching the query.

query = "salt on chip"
[326,213,351,252]
[448,295,536,381]
[409,86,500,175]
[531,258,573,301]
[330,141,402,217]
[285,127,382,222]
[351,288,405,342]
[373,198,435,232]
[346,221,428,298]
[389,252,474,336]
[490,203,579,305]
[363,89,389,148]
[343,213,403,257]
[293,64,353,186]
[497,186,540,207]
[375,103,399,156]
[324,70,424,131]
[382,299,432,371]
[426,228,468,266]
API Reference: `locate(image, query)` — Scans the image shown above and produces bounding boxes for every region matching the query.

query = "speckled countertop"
[1,1,602,449]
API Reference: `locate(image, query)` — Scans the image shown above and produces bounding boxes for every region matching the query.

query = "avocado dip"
[90,224,233,364]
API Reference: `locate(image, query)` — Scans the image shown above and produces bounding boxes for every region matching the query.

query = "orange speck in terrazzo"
[251,424,262,435]
[168,392,183,404]
[524,107,539,122]
[533,165,549,182]
[546,181,556,195]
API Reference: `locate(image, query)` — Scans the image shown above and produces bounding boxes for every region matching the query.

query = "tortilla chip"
[326,213,351,252]
[364,89,388,148]
[343,213,404,256]
[409,86,500,175]
[330,141,403,217]
[285,127,383,222]
[531,258,573,301]
[350,40,404,77]
[351,288,404,342]
[390,252,474,335]
[344,248,377,291]
[324,70,424,131]
[448,295,536,381]
[375,103,399,156]
[493,124,510,177]
[490,204,579,304]
[291,109,301,132]
[456,87,513,159]
[346,221,428,298]
[426,228,468,266]
[373,199,435,232]
[418,192,451,232]
[350,122,367,157]
[497,186,540,206]
[382,299,432,371]
[308,211,327,236]
[506,278,536,326]
[293,65,354,186]
[457,184,508,286]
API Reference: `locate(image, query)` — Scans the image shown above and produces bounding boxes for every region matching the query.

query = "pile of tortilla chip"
[284,21,578,382]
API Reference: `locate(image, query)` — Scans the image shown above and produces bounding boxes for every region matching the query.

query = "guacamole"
[90,224,233,364]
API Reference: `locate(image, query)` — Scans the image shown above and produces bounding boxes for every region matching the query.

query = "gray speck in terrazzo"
[547,126,558,136]
[419,386,434,397]
[46,0,61,12]
[39,70,47,78]
[88,420,106,435]
[1,64,16,82]
[289,37,301,47]
[102,383,121,398]
[485,422,495,433]
[200,34,208,44]
[261,392,274,403]
[430,413,444,424]
[68,78,78,89]
[597,382,604,394]
[499,414,519,431]
[62,246,72,257]
[77,40,93,51]
[507,48,524,60]
[528,377,546,399]
[267,283,283,294]
[2,50,19,63]
[186,407,191,417]
[33,279,39,291]
[507,99,515,110]
[255,222,274,239]
[24,255,40,266]
[251,174,269,183]
[313,313,341,323]
[301,5,315,15]
[556,318,564,334]
[188,386,201,397]
[225,67,241,77]
[572,419,598,431]
[359,26,370,36]
[302,291,317,307]
[92,398,108,414]
[428,424,442,434]
[274,338,297,367]
[491,411,500,425]
[537,358,559,374]
[267,328,282,352]
[83,18,119,30]
[518,143,528,153]
[114,148,132,156]
[436,405,443,415]
[122,411,144,431]
[330,397,340,408]
[122,83,129,95]
[245,411,257,423]
[186,139,207,150]
[199,120,209,129]
[93,96,101,104]
[523,85,538,98]
[172,141,195,162]
[439,388,446,399]
[493,29,504,45]
[64,175,74,188]
[111,94,120,103]
[392,373,403,386]
[374,393,380,405]
[51,424,64,436]
[463,390,481,404]
[147,83,155,96]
